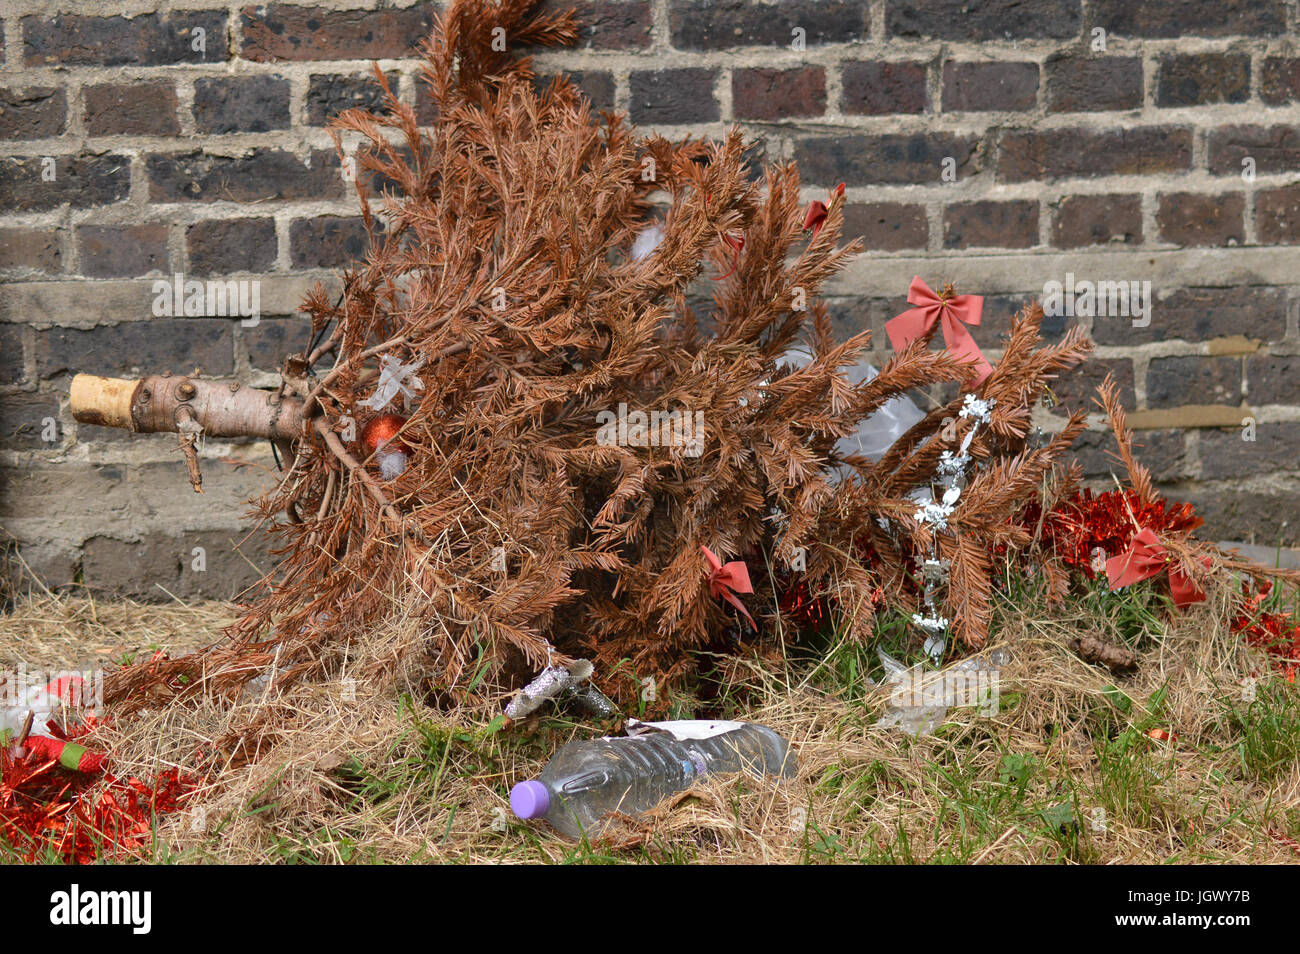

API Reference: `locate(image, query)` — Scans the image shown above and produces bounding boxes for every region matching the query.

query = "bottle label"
[623,718,747,741]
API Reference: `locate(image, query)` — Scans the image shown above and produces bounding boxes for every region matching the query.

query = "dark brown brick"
[1207,125,1300,176]
[146,149,342,203]
[1051,194,1142,248]
[536,71,616,111]
[36,320,234,379]
[629,69,719,124]
[239,3,435,62]
[0,392,62,450]
[794,132,980,186]
[1248,354,1300,405]
[841,61,927,115]
[540,1,653,50]
[941,62,1038,112]
[943,200,1038,249]
[77,224,169,278]
[841,202,928,251]
[187,218,277,273]
[670,0,865,50]
[82,533,182,601]
[1155,53,1250,107]
[1044,54,1142,112]
[23,11,228,66]
[1200,422,1300,479]
[1090,286,1287,346]
[84,81,179,136]
[998,127,1192,182]
[1179,489,1298,547]
[1051,358,1135,417]
[733,67,825,120]
[888,0,1080,39]
[175,530,277,600]
[242,316,312,372]
[0,154,131,213]
[1087,0,1285,37]
[0,87,66,139]
[193,75,291,134]
[0,228,62,273]
[1261,57,1300,106]
[306,72,398,126]
[0,324,25,385]
[1257,185,1300,244]
[1156,192,1244,247]
[1072,428,1188,481]
[1147,356,1242,408]
[290,216,370,268]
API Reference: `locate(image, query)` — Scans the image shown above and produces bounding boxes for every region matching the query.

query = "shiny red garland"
[1,721,195,864]
[1029,488,1202,577]
[1232,582,1300,683]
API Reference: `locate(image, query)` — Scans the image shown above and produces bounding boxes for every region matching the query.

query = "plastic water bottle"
[509,721,796,839]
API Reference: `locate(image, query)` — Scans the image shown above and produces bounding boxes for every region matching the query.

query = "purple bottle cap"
[510,780,550,819]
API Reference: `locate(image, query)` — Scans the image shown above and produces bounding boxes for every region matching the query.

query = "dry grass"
[2,571,1299,864]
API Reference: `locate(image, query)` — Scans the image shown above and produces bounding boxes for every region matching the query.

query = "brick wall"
[3,0,1300,597]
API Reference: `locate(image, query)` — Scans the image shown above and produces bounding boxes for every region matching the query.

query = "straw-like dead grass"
[2,573,1298,864]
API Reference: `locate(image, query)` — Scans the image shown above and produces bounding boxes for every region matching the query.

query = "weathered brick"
[941,62,1038,112]
[795,132,980,186]
[1261,57,1300,106]
[82,534,182,600]
[888,0,1080,40]
[0,325,24,386]
[242,316,313,373]
[0,154,131,213]
[943,200,1039,249]
[1248,354,1300,405]
[536,71,616,111]
[0,87,66,140]
[146,149,342,203]
[1155,54,1250,107]
[1051,194,1142,248]
[1090,286,1287,346]
[1200,422,1300,479]
[629,69,719,124]
[77,224,170,278]
[1180,489,1298,546]
[83,81,179,136]
[0,392,62,450]
[1072,428,1188,481]
[1087,0,1285,37]
[1051,358,1135,416]
[1156,192,1244,246]
[841,202,928,251]
[290,216,371,269]
[0,228,62,273]
[176,530,278,600]
[187,218,277,273]
[998,127,1191,182]
[1147,356,1242,408]
[733,67,825,120]
[1257,185,1300,244]
[36,320,234,379]
[23,11,228,66]
[1044,54,1142,112]
[1206,125,1300,176]
[193,75,291,134]
[239,3,435,62]
[540,1,652,50]
[840,61,927,115]
[671,0,864,50]
[306,72,398,126]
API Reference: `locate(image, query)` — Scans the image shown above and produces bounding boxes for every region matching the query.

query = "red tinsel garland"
[1029,488,1203,576]
[1232,582,1300,683]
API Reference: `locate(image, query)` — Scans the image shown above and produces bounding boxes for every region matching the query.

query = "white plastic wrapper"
[782,346,925,464]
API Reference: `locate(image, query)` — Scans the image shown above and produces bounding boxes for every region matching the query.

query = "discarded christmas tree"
[69,0,1123,715]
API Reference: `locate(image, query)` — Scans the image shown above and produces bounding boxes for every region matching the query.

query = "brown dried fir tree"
[78,0,1093,714]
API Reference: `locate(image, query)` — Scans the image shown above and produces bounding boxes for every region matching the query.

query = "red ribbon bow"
[802,183,845,237]
[701,545,756,630]
[885,276,992,385]
[1105,528,1208,608]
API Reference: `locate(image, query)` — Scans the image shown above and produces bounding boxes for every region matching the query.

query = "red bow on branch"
[885,276,992,385]
[701,545,756,630]
[1105,528,1209,609]
[802,182,845,237]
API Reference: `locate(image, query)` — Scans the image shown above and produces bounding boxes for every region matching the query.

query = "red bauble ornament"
[361,413,408,454]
